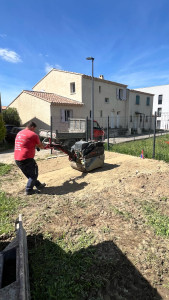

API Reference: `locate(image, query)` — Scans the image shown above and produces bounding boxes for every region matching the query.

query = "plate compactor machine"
[44,140,105,172]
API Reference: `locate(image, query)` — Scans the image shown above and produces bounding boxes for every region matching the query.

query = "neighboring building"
[136,84,169,130]
[8,69,154,133]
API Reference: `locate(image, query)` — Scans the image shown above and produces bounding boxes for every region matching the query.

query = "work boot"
[36,183,46,189]
[25,189,41,195]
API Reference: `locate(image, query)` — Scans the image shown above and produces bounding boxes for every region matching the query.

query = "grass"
[0,163,12,176]
[0,191,20,235]
[0,163,20,235]
[28,233,107,300]
[142,201,169,237]
[107,133,169,162]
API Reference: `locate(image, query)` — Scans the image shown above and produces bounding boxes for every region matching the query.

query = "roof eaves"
[129,89,154,96]
[32,68,83,90]
[7,90,25,107]
[82,74,128,87]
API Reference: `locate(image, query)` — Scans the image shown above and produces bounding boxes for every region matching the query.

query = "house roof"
[32,68,128,89]
[24,90,84,106]
[129,89,154,96]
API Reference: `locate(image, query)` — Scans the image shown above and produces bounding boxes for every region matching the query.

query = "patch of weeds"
[74,199,87,208]
[0,191,20,235]
[142,201,169,237]
[146,251,157,264]
[101,226,111,234]
[160,196,168,202]
[0,163,12,176]
[163,282,169,289]
[112,206,132,220]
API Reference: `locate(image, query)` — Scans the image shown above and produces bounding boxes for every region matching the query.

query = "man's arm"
[36,141,45,149]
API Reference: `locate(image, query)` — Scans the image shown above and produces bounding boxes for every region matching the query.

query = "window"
[140,115,142,122]
[105,97,109,103]
[157,120,161,129]
[158,95,162,104]
[130,116,132,122]
[146,97,150,106]
[99,86,101,93]
[70,82,75,94]
[145,116,148,122]
[119,89,123,100]
[100,110,103,117]
[157,108,162,117]
[136,95,140,105]
[61,109,73,122]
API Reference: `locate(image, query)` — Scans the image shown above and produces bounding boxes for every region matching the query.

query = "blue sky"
[1,0,169,106]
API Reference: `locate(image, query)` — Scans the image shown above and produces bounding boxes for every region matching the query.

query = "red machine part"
[43,139,77,161]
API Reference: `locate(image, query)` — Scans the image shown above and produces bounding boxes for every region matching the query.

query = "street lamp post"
[86,56,94,140]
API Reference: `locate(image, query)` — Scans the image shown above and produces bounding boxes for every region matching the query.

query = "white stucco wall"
[33,69,83,103]
[82,77,128,128]
[128,90,153,131]
[136,85,169,130]
[9,92,51,129]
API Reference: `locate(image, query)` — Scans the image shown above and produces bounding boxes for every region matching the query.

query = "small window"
[70,82,75,94]
[130,116,132,122]
[158,95,162,104]
[146,97,150,106]
[157,108,162,117]
[99,86,101,93]
[90,110,91,118]
[136,95,140,105]
[105,98,109,103]
[140,115,142,122]
[100,110,103,117]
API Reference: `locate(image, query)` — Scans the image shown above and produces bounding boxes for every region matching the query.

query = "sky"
[1,0,169,106]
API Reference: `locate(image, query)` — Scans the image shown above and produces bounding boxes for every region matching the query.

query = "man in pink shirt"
[14,121,46,195]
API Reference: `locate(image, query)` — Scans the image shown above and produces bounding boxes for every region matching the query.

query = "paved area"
[0,149,58,164]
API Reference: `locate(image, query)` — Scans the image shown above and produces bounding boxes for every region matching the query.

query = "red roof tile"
[24,90,83,106]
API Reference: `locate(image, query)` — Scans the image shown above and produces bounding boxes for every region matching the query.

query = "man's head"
[26,121,37,131]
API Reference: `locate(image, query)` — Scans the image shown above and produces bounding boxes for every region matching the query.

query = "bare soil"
[1,151,169,299]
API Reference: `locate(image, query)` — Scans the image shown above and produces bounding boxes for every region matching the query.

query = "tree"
[0,114,6,141]
[2,107,21,126]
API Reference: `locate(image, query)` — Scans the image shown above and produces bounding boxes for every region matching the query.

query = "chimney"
[99,75,104,79]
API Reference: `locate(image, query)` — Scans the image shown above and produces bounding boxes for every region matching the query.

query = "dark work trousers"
[15,158,41,192]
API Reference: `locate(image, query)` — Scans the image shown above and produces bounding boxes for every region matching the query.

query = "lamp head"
[86,57,94,61]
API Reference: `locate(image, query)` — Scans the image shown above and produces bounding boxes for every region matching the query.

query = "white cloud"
[45,62,62,73]
[0,48,22,63]
[0,33,7,38]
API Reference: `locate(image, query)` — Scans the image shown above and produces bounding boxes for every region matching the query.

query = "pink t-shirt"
[14,129,40,160]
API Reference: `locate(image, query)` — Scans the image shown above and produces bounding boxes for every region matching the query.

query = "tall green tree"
[0,114,6,141]
[2,107,21,126]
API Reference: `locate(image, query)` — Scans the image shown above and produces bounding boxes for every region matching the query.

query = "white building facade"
[136,84,169,130]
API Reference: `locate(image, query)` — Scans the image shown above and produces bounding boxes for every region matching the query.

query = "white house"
[136,84,169,130]
[8,69,154,134]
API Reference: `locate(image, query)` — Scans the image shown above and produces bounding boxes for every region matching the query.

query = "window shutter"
[116,88,119,99]
[123,89,127,100]
[60,109,65,122]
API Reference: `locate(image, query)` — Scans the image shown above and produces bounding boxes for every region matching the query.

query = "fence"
[49,113,169,160]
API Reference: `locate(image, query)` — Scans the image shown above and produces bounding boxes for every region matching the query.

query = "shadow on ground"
[27,234,162,300]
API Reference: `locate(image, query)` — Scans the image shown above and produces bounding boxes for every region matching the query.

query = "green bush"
[3,107,21,126]
[0,114,6,141]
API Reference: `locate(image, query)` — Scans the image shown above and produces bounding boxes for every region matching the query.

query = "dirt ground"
[1,151,169,299]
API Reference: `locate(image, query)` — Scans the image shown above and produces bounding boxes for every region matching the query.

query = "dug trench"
[0,151,169,299]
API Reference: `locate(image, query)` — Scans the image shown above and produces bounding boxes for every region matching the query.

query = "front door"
[111,112,114,128]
